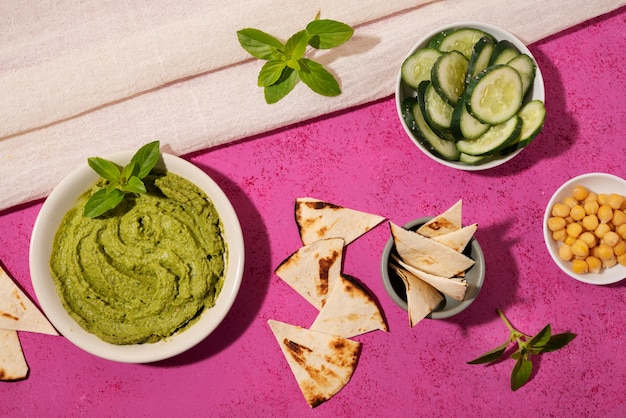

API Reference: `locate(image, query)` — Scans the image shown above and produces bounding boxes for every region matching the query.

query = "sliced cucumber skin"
[465,36,495,86]
[489,39,521,66]
[507,53,536,98]
[437,28,496,59]
[450,94,490,140]
[431,50,469,107]
[456,115,522,156]
[500,99,546,154]
[466,64,523,125]
[411,81,460,161]
[424,82,454,136]
[401,48,443,89]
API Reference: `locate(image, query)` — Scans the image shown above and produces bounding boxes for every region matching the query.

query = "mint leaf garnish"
[83,141,160,218]
[237,16,354,103]
[467,309,576,391]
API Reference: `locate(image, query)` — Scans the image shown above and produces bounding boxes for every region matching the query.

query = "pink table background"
[1,8,625,417]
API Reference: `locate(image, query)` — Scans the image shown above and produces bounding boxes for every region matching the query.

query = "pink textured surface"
[1,9,625,417]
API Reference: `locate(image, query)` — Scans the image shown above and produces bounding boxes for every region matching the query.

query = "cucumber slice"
[459,152,494,165]
[456,115,522,156]
[424,82,454,134]
[507,53,536,98]
[401,48,443,89]
[428,30,454,49]
[411,81,460,161]
[431,51,468,106]
[437,28,495,59]
[400,97,419,133]
[465,36,495,85]
[466,65,523,125]
[450,95,490,140]
[489,40,521,66]
[517,99,546,146]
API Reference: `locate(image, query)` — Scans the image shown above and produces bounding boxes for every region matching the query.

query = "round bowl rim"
[29,151,245,363]
[381,216,485,319]
[395,21,545,171]
[543,172,626,285]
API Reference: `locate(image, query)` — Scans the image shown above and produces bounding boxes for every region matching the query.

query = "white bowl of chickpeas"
[544,173,626,285]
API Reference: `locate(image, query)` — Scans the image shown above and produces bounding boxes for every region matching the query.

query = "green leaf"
[106,180,120,194]
[511,356,533,391]
[527,324,552,354]
[542,332,577,353]
[298,58,341,97]
[120,176,146,194]
[83,188,125,218]
[88,157,120,183]
[130,140,160,179]
[306,19,354,49]
[258,60,287,87]
[284,30,309,60]
[264,67,299,104]
[121,161,138,183]
[237,28,284,60]
[467,341,510,364]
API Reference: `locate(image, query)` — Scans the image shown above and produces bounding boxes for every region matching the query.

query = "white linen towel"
[0,0,623,210]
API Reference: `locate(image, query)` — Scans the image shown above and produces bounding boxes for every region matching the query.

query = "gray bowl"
[381,217,485,319]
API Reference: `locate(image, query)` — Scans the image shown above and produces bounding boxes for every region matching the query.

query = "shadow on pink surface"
[152,163,271,367]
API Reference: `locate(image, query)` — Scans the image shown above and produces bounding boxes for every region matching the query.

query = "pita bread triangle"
[391,265,444,327]
[0,265,58,335]
[309,275,387,338]
[392,255,467,301]
[0,329,28,381]
[416,200,462,238]
[390,222,475,278]
[267,319,361,408]
[295,197,385,246]
[274,238,344,310]
[432,223,478,252]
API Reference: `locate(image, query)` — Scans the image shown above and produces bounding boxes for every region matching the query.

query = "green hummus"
[50,170,227,345]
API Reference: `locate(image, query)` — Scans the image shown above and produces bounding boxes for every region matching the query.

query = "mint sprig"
[83,141,160,218]
[467,309,576,391]
[237,17,354,103]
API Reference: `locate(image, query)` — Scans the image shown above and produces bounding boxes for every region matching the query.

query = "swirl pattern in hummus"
[50,171,226,345]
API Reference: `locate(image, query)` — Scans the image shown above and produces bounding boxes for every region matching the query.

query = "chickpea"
[607,193,625,210]
[572,185,589,201]
[552,202,570,217]
[547,216,566,232]
[598,205,614,224]
[584,200,599,215]
[612,209,626,226]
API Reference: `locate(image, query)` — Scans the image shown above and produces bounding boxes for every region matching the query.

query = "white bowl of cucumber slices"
[396,22,545,170]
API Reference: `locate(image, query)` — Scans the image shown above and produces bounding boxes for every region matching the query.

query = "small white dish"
[29,151,245,363]
[543,172,626,285]
[396,22,545,170]
[380,217,485,319]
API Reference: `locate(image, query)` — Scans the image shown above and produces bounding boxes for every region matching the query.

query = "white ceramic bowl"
[543,173,626,285]
[380,217,485,319]
[396,22,545,170]
[29,151,245,363]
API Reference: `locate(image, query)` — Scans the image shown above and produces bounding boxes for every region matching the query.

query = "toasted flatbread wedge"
[390,222,475,278]
[275,238,344,310]
[0,329,28,381]
[392,256,468,301]
[0,265,58,335]
[392,265,444,327]
[268,319,361,408]
[309,275,387,338]
[432,223,478,252]
[295,197,385,246]
[416,200,462,238]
